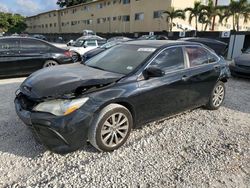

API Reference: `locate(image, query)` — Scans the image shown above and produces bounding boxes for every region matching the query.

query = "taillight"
[64,51,72,57]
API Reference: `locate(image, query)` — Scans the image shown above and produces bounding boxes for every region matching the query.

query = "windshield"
[73,39,84,47]
[100,41,120,49]
[85,45,155,75]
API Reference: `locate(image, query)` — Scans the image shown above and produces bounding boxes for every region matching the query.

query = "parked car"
[68,35,107,60]
[0,37,74,78]
[83,30,95,36]
[82,39,132,62]
[32,34,48,41]
[15,40,230,154]
[107,36,132,43]
[138,35,168,40]
[179,37,228,56]
[230,47,250,78]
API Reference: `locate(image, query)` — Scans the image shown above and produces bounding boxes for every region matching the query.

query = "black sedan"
[230,47,250,78]
[15,40,230,154]
[0,37,74,78]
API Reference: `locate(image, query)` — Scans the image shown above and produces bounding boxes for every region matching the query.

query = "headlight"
[33,98,89,116]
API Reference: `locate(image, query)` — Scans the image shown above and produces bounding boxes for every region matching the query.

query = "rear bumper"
[230,65,250,78]
[15,97,93,154]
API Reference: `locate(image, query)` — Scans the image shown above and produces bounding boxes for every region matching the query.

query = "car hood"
[235,53,250,66]
[20,63,124,99]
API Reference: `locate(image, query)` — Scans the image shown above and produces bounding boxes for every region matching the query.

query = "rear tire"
[43,60,58,68]
[88,104,133,152]
[205,81,225,110]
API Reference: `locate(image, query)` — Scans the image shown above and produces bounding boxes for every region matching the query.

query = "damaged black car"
[15,40,230,154]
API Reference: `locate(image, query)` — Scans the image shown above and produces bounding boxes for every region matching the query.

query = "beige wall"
[25,0,250,34]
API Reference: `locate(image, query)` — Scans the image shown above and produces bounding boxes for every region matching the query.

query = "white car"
[68,36,106,57]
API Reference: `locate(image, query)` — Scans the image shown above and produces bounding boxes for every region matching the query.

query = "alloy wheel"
[101,113,129,147]
[43,60,58,68]
[212,85,224,107]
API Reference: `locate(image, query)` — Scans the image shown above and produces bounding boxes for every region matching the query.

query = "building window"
[54,23,57,27]
[113,0,117,4]
[123,0,130,4]
[113,16,117,21]
[122,15,130,22]
[97,3,103,9]
[153,10,164,19]
[71,21,77,26]
[87,19,93,25]
[135,13,144,21]
[97,18,101,24]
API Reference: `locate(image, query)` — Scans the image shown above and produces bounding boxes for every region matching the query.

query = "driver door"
[134,47,194,124]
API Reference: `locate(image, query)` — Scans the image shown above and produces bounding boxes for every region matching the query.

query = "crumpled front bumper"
[14,97,94,154]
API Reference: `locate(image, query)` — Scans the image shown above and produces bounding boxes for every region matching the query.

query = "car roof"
[123,40,200,48]
[77,35,105,40]
[179,37,227,46]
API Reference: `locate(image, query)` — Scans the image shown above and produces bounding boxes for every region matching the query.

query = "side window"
[0,39,19,51]
[21,39,49,51]
[97,40,106,46]
[84,40,97,47]
[151,47,185,70]
[207,51,219,63]
[186,46,208,67]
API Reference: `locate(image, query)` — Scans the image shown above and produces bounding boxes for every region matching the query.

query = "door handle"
[182,75,190,82]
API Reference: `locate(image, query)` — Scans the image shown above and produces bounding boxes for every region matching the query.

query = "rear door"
[0,38,21,77]
[183,45,221,106]
[19,38,50,74]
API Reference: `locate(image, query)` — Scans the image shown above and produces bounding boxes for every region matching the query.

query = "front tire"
[206,81,225,110]
[88,104,133,152]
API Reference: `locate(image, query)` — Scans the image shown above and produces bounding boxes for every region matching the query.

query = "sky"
[0,0,242,17]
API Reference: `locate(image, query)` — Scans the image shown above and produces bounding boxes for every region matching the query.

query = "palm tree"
[162,8,185,32]
[200,0,218,31]
[185,1,203,33]
[223,0,250,31]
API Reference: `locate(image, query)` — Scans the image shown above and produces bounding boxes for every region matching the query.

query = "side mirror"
[143,66,165,79]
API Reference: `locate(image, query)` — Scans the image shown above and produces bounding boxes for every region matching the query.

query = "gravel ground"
[0,77,249,187]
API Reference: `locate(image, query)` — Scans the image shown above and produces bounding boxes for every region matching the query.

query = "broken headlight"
[33,98,89,116]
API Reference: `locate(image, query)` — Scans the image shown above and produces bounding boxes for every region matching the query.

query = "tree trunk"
[195,16,198,36]
[236,14,240,31]
[204,22,209,31]
[170,18,173,32]
[232,14,236,31]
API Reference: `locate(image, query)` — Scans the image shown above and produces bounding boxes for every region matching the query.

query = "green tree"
[0,12,27,34]
[200,0,218,31]
[162,8,185,32]
[185,1,203,33]
[221,0,250,31]
[57,0,92,8]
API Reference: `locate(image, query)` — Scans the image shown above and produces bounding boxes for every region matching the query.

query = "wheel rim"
[212,85,224,107]
[44,61,57,67]
[101,113,129,148]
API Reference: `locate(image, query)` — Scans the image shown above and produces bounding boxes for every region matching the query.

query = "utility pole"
[211,0,218,31]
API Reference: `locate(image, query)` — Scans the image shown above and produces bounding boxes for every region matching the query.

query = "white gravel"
[0,77,249,187]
